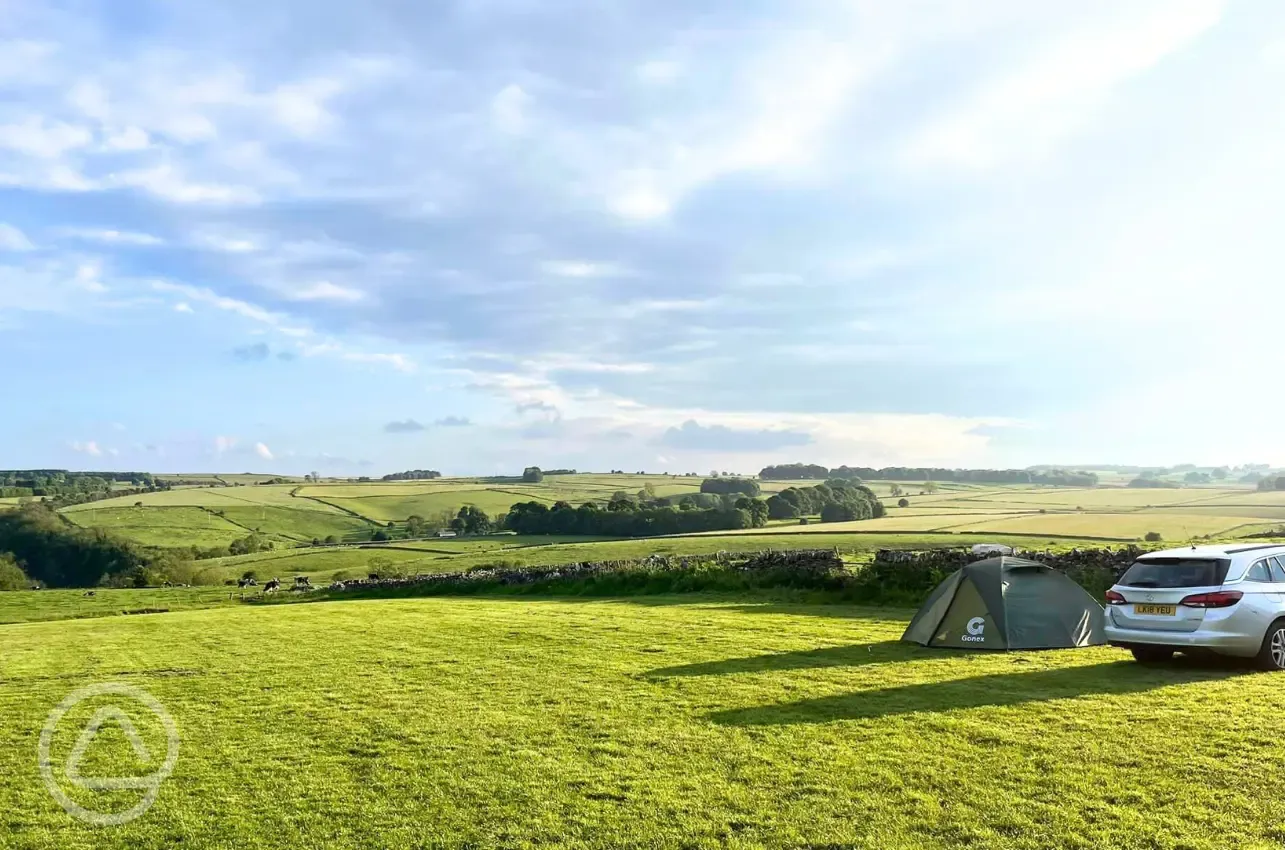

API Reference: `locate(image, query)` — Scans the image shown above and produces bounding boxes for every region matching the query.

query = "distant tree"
[767,494,799,520]
[0,554,29,591]
[889,484,903,498]
[371,529,390,542]
[1184,471,1211,484]
[323,535,339,545]
[405,515,426,537]
[452,505,493,535]
[1144,531,1163,542]
[923,481,939,494]
[643,483,657,498]
[228,533,268,556]
[241,570,258,581]
[1211,467,1228,480]
[700,478,760,497]
[820,503,856,523]
[897,498,910,508]
[134,501,143,508]
[522,466,545,483]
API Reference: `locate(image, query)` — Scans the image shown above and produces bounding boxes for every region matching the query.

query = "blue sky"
[3,0,1284,475]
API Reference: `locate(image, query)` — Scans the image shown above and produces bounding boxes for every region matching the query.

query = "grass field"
[5,595,1285,848]
[48,475,1285,554]
[61,506,262,549]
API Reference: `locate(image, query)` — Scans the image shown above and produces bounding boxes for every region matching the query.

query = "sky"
[2,0,1284,476]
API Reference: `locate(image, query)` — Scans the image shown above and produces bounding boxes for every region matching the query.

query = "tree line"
[381,470,442,481]
[766,481,885,521]
[0,503,186,588]
[758,463,1098,486]
[502,480,883,538]
[699,478,761,496]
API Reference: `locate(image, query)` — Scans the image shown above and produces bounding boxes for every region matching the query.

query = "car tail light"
[1178,591,1243,608]
[1104,590,1127,605]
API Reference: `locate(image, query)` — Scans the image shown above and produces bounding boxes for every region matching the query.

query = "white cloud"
[635,60,681,84]
[70,440,102,456]
[905,1,1226,170]
[74,262,106,292]
[60,228,165,246]
[0,116,92,158]
[610,181,672,221]
[1265,38,1285,69]
[214,436,237,453]
[174,302,194,313]
[538,260,630,279]
[290,281,366,302]
[491,84,531,134]
[0,223,34,251]
[191,230,260,253]
[255,442,274,460]
[111,164,260,205]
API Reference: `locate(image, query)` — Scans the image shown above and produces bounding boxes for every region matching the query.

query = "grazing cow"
[328,581,347,591]
[82,590,96,597]
[292,576,312,591]
[238,577,258,588]
[263,578,282,593]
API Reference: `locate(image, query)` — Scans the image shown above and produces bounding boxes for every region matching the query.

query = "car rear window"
[1118,557,1231,588]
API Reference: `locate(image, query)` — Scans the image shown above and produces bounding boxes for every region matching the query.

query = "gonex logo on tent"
[961,617,986,642]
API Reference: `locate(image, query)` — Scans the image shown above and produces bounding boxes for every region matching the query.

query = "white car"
[1104,543,1285,669]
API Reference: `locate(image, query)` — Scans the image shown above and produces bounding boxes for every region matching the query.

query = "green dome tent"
[901,556,1105,650]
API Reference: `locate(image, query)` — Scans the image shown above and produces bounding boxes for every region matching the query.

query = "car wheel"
[1130,646,1174,664]
[1256,621,1285,671]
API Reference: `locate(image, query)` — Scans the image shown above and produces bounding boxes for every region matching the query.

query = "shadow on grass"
[647,640,908,678]
[249,590,914,621]
[708,657,1254,726]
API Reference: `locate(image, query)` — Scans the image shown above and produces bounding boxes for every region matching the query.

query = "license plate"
[1134,604,1177,616]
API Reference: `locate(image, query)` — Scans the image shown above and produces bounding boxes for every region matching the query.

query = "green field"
[47,475,1285,556]
[61,506,262,549]
[5,595,1285,848]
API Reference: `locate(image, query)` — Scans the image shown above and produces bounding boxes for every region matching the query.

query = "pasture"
[4,595,1284,848]
[47,475,1285,563]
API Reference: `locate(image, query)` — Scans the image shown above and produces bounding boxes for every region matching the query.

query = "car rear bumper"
[1104,624,1261,657]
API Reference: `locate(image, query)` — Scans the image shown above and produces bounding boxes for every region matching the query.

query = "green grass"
[0,587,246,625]
[5,595,1285,848]
[213,505,373,542]
[189,547,446,585]
[322,489,547,523]
[60,507,257,549]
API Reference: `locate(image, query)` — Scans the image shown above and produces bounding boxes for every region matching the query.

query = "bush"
[700,478,761,497]
[368,557,411,579]
[228,533,270,556]
[897,498,909,508]
[0,554,29,590]
[1144,531,1163,542]
[820,503,857,523]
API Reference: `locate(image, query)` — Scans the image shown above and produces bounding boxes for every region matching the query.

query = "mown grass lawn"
[4,595,1285,849]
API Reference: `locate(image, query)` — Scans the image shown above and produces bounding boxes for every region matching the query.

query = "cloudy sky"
[2,0,1283,475]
